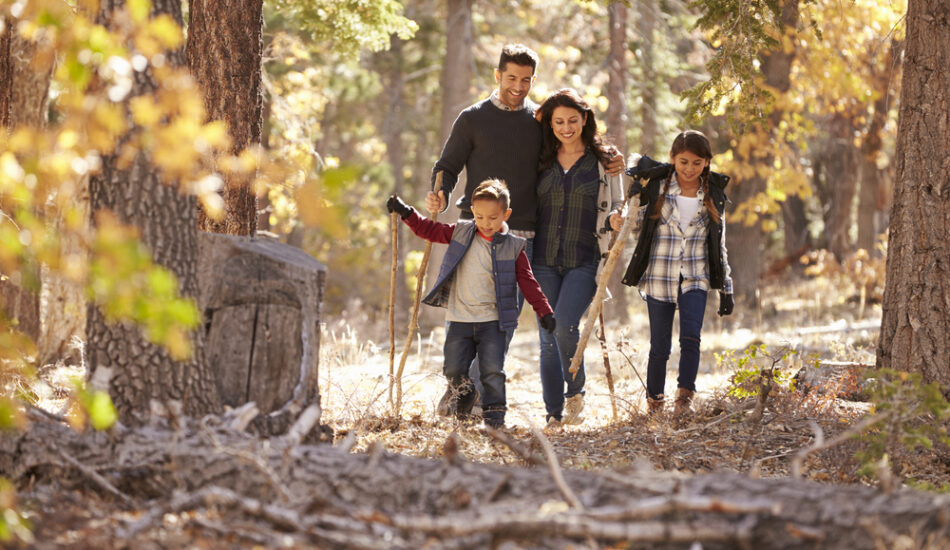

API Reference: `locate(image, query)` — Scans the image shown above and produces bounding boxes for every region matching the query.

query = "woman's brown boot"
[673,388,694,417]
[646,395,664,414]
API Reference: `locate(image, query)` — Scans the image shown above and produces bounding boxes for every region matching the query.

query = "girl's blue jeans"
[645,288,708,400]
[531,261,598,421]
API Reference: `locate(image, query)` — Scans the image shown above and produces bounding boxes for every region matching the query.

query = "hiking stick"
[597,310,618,421]
[394,172,443,415]
[569,196,636,380]
[388,211,398,407]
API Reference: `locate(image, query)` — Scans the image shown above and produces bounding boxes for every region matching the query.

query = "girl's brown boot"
[646,395,664,414]
[673,388,694,417]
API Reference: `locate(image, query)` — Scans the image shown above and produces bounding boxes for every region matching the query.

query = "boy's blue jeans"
[531,261,598,421]
[645,288,708,401]
[444,320,508,426]
[469,238,532,402]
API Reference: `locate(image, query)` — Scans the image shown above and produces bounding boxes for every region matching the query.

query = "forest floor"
[13,270,950,548]
[316,271,947,487]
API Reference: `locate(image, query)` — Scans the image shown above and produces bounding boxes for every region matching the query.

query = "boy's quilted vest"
[422,220,526,331]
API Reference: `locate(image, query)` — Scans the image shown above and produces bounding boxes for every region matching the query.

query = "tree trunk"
[423,0,473,328]
[823,114,860,260]
[604,1,630,324]
[5,415,950,549]
[637,0,659,159]
[87,0,220,423]
[186,0,263,236]
[729,0,799,305]
[380,36,411,323]
[857,39,901,254]
[878,0,950,391]
[0,15,52,343]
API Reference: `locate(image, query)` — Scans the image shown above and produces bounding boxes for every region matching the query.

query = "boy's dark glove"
[718,293,734,316]
[386,195,412,219]
[540,314,556,333]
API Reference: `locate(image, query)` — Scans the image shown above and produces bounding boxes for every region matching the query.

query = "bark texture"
[604,2,630,323]
[0,15,52,342]
[424,0,473,328]
[3,414,950,549]
[186,0,263,236]
[878,0,950,390]
[87,0,220,423]
[728,0,799,305]
[379,36,410,322]
[637,0,659,158]
[857,39,901,254]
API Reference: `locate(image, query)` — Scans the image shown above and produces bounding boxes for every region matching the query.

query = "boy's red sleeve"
[515,251,554,318]
[403,209,455,244]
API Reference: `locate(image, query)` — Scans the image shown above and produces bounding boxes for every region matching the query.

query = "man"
[427,43,623,416]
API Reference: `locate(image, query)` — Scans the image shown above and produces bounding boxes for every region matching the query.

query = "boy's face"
[471,198,511,239]
[494,62,535,110]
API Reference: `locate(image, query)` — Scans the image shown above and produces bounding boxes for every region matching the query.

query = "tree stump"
[197,232,326,424]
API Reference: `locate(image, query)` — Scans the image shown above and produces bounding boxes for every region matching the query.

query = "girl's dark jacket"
[621,155,731,290]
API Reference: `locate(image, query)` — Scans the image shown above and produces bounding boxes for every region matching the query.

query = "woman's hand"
[609,212,624,231]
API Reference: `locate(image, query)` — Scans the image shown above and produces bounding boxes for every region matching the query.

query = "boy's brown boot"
[673,388,694,417]
[646,395,664,415]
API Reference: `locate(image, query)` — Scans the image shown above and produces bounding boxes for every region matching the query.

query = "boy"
[387,179,555,428]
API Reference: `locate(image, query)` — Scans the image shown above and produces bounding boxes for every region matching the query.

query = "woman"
[533,88,624,427]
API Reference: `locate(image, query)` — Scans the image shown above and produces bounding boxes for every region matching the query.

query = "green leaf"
[87,392,117,431]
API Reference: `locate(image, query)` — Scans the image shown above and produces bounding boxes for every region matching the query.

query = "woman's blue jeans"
[531,261,598,420]
[645,288,707,400]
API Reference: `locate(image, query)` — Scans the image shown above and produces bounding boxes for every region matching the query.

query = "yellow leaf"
[130,96,162,127]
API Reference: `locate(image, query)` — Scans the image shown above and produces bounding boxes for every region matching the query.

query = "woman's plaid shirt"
[632,175,734,303]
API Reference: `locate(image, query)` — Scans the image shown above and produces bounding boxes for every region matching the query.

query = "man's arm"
[515,251,554,318]
[430,111,474,212]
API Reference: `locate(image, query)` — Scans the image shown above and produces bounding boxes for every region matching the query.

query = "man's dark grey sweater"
[431,97,542,231]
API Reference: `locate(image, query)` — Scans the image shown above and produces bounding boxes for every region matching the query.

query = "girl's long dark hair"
[536,88,611,172]
[652,130,720,224]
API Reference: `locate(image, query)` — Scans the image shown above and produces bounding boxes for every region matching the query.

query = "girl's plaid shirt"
[633,176,734,303]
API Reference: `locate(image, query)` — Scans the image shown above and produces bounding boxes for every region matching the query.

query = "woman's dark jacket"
[621,155,731,290]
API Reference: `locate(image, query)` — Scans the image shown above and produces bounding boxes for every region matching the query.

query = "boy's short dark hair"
[472,179,511,210]
[498,43,539,74]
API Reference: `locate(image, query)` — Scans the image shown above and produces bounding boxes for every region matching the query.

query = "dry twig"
[531,425,583,509]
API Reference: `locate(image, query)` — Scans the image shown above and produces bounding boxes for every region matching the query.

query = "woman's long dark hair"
[536,88,611,172]
[651,130,720,223]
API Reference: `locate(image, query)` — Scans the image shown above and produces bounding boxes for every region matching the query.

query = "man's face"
[471,198,511,239]
[494,62,535,109]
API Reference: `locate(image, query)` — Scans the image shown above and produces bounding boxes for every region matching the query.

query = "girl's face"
[550,106,586,149]
[671,150,710,186]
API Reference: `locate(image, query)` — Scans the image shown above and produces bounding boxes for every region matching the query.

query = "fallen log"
[2,414,949,549]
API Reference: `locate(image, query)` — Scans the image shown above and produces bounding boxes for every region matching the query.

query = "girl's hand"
[609,212,624,231]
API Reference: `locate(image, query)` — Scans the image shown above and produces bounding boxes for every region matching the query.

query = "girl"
[621,130,734,417]
[533,88,624,427]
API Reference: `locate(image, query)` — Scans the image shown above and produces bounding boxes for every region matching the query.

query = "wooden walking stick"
[388,211,398,407]
[569,196,637,381]
[394,172,443,415]
[597,309,619,421]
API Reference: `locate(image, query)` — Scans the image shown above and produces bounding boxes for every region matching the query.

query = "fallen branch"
[57,448,132,505]
[531,425,583,509]
[483,426,544,466]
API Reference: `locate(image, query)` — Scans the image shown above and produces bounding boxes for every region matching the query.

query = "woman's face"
[550,106,585,149]
[671,149,709,186]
